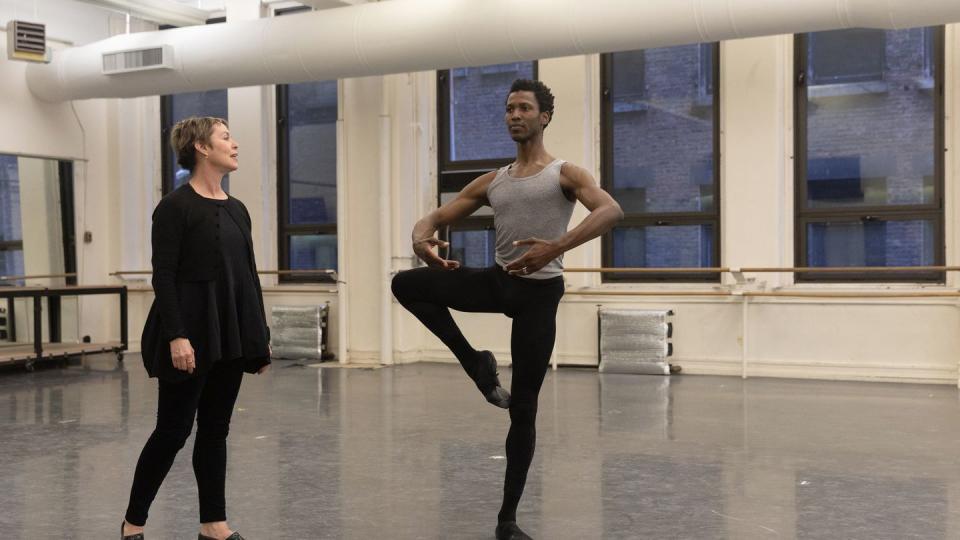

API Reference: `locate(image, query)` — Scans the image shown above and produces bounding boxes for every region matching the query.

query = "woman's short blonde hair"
[169,116,227,172]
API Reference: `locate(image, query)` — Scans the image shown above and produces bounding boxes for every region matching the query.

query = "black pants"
[125,360,244,526]
[391,265,564,522]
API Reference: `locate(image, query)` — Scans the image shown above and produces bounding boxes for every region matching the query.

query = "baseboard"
[673,356,956,384]
[337,350,957,385]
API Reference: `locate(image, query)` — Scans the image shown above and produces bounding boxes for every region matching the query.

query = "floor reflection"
[0,357,959,538]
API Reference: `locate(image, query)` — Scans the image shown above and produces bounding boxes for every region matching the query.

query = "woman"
[122,117,271,540]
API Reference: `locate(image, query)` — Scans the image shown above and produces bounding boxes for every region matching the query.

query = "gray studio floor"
[1,354,960,539]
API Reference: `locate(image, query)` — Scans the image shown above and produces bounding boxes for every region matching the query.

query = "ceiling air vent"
[6,20,47,63]
[102,45,174,75]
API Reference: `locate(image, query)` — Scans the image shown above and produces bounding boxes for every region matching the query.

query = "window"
[160,17,228,195]
[276,81,338,280]
[0,155,76,286]
[437,61,537,267]
[795,27,943,282]
[601,44,720,282]
[276,6,338,281]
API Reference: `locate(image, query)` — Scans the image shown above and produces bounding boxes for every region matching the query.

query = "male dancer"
[391,79,623,540]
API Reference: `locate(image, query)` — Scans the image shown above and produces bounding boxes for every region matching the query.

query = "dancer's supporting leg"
[497,279,563,540]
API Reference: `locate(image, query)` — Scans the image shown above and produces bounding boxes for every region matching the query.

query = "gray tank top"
[487,158,575,279]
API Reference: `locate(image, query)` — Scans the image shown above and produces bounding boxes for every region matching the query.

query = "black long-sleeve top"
[140,182,270,382]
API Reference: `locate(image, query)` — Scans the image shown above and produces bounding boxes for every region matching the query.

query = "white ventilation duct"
[27,0,960,102]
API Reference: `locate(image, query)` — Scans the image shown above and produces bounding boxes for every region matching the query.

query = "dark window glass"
[167,90,229,190]
[698,43,714,97]
[0,155,22,242]
[923,28,935,79]
[160,17,228,194]
[277,78,338,279]
[0,155,23,279]
[612,225,713,268]
[602,44,719,281]
[289,234,338,272]
[612,50,646,110]
[806,219,934,267]
[447,62,535,162]
[449,229,497,268]
[286,80,338,226]
[796,27,943,281]
[809,29,885,85]
[438,61,536,267]
[0,250,24,280]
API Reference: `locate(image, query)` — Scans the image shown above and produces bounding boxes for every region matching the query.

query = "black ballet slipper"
[473,350,510,409]
[495,521,533,540]
[121,521,144,540]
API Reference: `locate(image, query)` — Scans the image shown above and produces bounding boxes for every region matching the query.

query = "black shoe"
[495,521,532,540]
[198,533,244,540]
[121,521,144,540]
[474,350,510,409]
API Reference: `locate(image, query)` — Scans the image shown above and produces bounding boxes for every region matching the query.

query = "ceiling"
[76,0,371,27]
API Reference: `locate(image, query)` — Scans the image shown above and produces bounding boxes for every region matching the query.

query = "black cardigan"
[140,183,270,380]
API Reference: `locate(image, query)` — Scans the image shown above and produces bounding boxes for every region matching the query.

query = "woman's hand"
[170,337,195,374]
[257,344,271,374]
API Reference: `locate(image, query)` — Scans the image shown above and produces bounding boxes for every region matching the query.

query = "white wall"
[1,1,959,384]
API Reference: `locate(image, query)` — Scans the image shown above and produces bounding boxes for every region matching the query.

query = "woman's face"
[197,122,238,173]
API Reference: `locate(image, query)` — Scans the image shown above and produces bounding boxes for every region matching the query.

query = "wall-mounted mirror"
[0,154,78,351]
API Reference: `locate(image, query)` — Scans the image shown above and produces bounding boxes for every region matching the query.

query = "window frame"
[275,83,338,284]
[793,27,945,283]
[436,62,538,262]
[159,90,175,195]
[599,43,722,283]
[275,5,337,284]
[58,161,77,285]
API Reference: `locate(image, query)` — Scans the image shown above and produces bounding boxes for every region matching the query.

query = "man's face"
[505,90,548,143]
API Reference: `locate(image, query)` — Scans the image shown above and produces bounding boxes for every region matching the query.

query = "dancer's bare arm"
[411,171,496,269]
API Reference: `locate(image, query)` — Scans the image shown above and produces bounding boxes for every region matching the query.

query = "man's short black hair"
[507,79,555,127]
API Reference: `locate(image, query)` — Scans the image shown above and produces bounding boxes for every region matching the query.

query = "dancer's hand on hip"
[506,238,560,276]
[170,337,195,374]
[413,237,461,270]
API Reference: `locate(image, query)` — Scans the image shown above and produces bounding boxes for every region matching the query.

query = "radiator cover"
[271,305,327,360]
[598,308,673,375]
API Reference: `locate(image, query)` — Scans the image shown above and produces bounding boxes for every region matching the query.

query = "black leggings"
[125,360,244,526]
[391,265,564,523]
